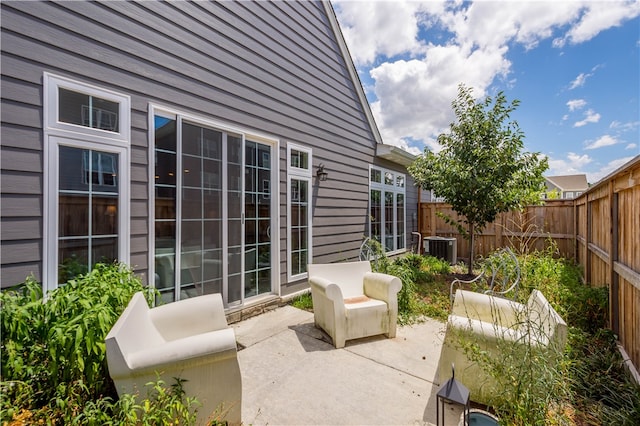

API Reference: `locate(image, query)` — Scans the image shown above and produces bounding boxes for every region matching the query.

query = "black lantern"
[316,163,328,181]
[436,364,470,426]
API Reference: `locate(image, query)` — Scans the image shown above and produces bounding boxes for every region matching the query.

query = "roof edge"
[376,144,416,167]
[323,1,384,145]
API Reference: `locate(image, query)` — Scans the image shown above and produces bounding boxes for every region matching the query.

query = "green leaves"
[0,263,151,422]
[409,84,548,272]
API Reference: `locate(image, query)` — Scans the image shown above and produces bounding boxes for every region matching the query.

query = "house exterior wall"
[1,1,414,301]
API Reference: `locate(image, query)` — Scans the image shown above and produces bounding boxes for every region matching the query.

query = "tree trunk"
[468,222,475,275]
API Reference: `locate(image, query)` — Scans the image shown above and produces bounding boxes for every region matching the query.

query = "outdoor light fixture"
[316,163,328,181]
[436,364,470,426]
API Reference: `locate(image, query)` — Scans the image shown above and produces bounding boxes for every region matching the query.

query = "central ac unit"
[423,236,457,264]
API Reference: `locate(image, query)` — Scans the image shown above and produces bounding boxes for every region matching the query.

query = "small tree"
[409,84,548,274]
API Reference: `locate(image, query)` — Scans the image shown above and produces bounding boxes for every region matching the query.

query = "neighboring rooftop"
[545,174,589,191]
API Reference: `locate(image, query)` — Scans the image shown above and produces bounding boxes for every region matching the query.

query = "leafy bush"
[3,377,199,425]
[0,263,199,424]
[377,254,451,324]
[519,245,608,332]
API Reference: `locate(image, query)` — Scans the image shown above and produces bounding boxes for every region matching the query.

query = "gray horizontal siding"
[0,0,405,292]
[1,263,41,288]
[1,57,44,286]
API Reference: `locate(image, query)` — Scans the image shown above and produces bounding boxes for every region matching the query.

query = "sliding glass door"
[153,113,274,306]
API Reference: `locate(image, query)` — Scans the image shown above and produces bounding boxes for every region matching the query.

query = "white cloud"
[557,1,640,47]
[568,64,604,89]
[566,99,587,111]
[626,143,638,150]
[569,72,589,89]
[443,1,585,50]
[610,120,640,132]
[333,0,639,152]
[574,109,601,127]
[585,135,618,150]
[547,152,593,175]
[368,44,510,151]
[333,0,429,66]
[587,156,636,183]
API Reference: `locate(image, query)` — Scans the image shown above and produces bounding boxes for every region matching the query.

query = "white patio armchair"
[308,261,402,348]
[436,289,567,404]
[105,292,242,425]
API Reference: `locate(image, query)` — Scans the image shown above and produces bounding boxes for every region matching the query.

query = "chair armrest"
[363,272,402,303]
[125,328,238,374]
[309,276,344,302]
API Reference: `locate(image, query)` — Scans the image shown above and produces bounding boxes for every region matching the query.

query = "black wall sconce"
[317,163,328,181]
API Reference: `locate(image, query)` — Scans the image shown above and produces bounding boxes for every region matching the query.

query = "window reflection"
[58,88,119,132]
[58,146,118,283]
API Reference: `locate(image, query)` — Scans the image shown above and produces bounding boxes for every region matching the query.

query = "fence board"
[418,200,575,261]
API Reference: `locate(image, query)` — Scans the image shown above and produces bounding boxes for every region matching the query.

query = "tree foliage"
[408,84,548,273]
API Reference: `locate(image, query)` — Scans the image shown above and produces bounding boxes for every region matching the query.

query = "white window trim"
[287,143,313,282]
[43,73,131,292]
[369,165,406,255]
[44,73,130,143]
[147,104,281,302]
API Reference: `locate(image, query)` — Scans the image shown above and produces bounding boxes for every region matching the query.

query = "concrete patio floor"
[233,305,467,426]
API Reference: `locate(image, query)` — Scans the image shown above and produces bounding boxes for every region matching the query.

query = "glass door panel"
[244,141,271,297]
[153,115,275,305]
[244,141,272,298]
[227,134,244,304]
[179,123,223,300]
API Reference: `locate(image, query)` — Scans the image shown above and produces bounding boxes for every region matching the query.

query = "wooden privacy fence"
[418,199,576,261]
[575,156,639,379]
[418,155,640,377]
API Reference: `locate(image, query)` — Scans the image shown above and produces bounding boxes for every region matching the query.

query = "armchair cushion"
[106,292,242,425]
[308,261,401,348]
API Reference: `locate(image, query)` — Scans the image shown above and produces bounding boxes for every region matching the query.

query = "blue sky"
[333,0,640,183]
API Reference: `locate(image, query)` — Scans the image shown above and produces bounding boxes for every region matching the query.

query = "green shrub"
[365,238,391,274]
[380,254,452,324]
[518,247,608,333]
[2,376,199,425]
[386,261,418,318]
[1,263,150,404]
[0,263,192,424]
[420,255,451,275]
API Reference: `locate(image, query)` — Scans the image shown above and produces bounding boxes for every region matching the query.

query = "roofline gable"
[322,1,384,145]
